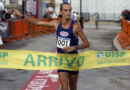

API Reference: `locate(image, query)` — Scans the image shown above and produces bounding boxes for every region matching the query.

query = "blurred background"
[1,0,130,21]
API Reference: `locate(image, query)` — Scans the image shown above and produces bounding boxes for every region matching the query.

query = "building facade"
[1,0,22,11]
[2,0,128,21]
[71,0,130,21]
[2,0,22,5]
[45,0,130,21]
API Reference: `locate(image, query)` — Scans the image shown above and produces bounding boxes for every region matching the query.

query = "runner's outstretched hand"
[13,9,23,18]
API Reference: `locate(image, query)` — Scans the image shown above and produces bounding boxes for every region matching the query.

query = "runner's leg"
[69,74,79,90]
[58,72,69,90]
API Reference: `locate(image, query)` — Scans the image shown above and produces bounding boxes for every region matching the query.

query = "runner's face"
[61,4,71,20]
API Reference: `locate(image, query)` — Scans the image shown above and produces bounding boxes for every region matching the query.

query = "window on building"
[10,0,18,4]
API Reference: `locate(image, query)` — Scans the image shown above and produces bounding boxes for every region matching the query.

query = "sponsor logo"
[0,52,8,65]
[96,51,126,65]
[96,52,104,59]
[60,31,69,37]
[96,51,126,59]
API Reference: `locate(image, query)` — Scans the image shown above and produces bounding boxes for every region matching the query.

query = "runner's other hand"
[62,46,75,53]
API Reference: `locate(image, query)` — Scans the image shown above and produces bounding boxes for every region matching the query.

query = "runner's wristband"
[75,45,78,50]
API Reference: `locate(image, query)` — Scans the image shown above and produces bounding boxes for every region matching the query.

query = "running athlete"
[14,2,89,90]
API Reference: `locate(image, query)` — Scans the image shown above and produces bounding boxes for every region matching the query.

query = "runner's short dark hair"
[60,3,70,11]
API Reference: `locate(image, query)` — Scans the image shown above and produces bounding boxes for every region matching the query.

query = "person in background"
[93,12,99,29]
[0,22,4,47]
[80,13,85,29]
[76,12,80,23]
[1,10,6,21]
[0,2,4,16]
[123,9,129,20]
[0,18,8,47]
[58,11,62,18]
[52,11,58,18]
[0,9,13,46]
[72,11,77,22]
[28,12,35,18]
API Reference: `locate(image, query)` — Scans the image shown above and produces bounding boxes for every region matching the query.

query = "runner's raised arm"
[13,10,58,28]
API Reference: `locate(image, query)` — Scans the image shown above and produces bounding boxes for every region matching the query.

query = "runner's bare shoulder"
[73,22,82,32]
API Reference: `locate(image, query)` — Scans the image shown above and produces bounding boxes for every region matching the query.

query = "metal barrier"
[3,18,61,44]
[117,19,130,49]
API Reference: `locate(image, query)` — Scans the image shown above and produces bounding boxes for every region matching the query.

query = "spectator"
[43,7,54,21]
[0,2,4,16]
[93,12,99,29]
[80,13,85,29]
[127,10,130,21]
[76,12,80,23]
[120,10,125,28]
[120,9,130,21]
[0,20,8,47]
[0,9,13,46]
[0,35,3,47]
[28,12,35,18]
[0,20,9,38]
[43,11,53,21]
[1,9,15,21]
[72,11,77,22]
[52,11,58,18]
[0,25,3,47]
[58,11,62,18]
[123,9,129,20]
[1,10,6,21]
[25,11,29,16]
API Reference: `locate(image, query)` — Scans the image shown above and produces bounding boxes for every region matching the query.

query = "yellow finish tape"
[0,50,129,70]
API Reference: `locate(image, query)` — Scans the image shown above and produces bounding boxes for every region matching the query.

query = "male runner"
[14,3,89,90]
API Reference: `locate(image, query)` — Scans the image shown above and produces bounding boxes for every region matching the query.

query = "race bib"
[57,36,71,48]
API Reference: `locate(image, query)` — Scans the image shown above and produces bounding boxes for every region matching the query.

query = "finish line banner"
[0,50,130,70]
